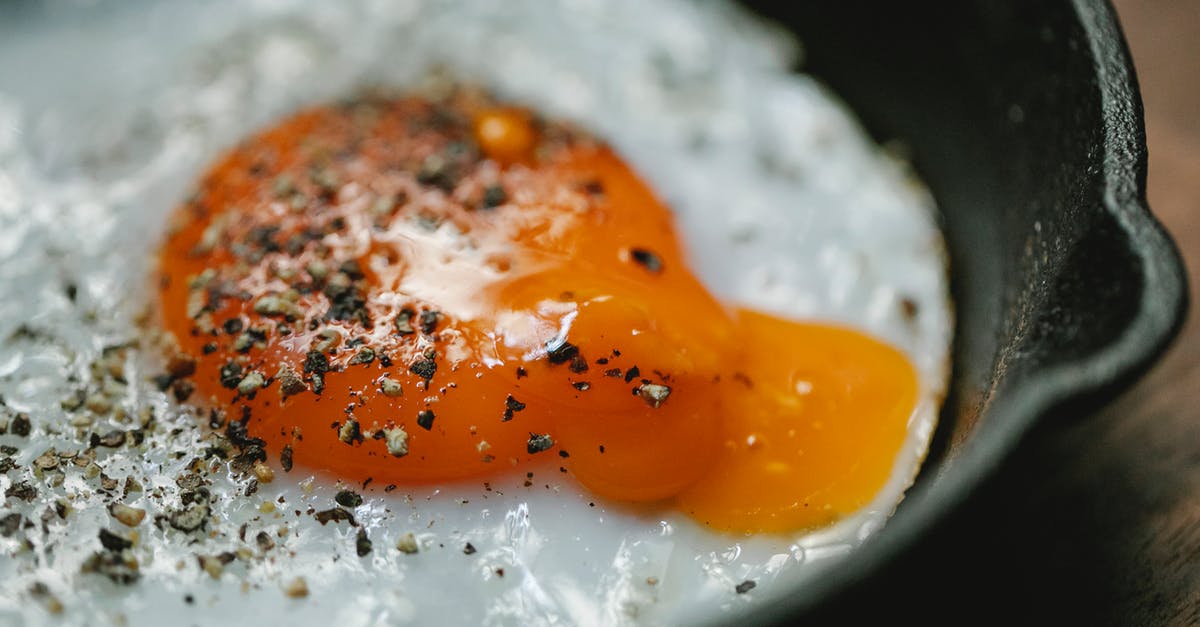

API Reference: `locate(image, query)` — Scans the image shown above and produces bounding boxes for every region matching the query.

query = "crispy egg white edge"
[0,0,951,625]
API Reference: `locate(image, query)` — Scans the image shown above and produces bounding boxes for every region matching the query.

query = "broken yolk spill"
[154,94,918,534]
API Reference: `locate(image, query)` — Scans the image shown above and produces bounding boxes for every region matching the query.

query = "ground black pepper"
[503,395,526,422]
[314,507,356,526]
[545,340,580,365]
[409,357,437,381]
[735,580,757,594]
[355,528,373,557]
[416,410,435,431]
[280,445,294,472]
[335,490,363,508]
[629,248,663,273]
[527,433,554,454]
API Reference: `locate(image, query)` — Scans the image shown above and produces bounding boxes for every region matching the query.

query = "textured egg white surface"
[0,0,950,625]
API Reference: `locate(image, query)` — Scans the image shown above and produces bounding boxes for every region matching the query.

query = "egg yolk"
[155,93,919,534]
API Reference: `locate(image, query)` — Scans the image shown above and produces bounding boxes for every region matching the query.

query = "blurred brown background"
[1102,1,1199,622]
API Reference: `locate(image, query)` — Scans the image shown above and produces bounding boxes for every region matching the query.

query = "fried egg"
[0,0,950,625]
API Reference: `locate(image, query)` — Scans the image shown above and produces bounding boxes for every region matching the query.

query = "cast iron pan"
[735,0,1188,623]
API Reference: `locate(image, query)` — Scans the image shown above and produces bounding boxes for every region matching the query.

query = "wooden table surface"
[1103,3,1200,622]
[905,3,1198,625]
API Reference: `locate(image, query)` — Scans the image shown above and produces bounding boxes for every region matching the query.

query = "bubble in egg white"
[0,0,950,625]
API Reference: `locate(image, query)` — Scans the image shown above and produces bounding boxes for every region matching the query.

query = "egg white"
[0,0,950,625]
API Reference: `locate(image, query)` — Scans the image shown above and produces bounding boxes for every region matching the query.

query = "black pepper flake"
[339,260,365,280]
[735,580,757,594]
[516,367,528,379]
[314,507,356,526]
[171,380,195,402]
[348,347,376,366]
[629,248,664,273]
[176,473,206,492]
[0,512,24,537]
[280,445,294,472]
[279,368,306,398]
[545,340,580,365]
[502,395,526,422]
[226,414,266,450]
[409,358,437,381]
[81,550,140,585]
[462,542,477,555]
[624,366,641,383]
[223,318,245,335]
[636,383,672,408]
[417,154,459,192]
[416,410,435,431]
[527,433,554,455]
[202,342,218,355]
[303,350,330,374]
[568,355,588,374]
[219,361,244,389]
[572,381,591,391]
[335,490,363,508]
[324,285,370,327]
[480,184,507,209]
[394,308,416,335]
[166,354,197,379]
[5,482,37,502]
[231,445,267,474]
[152,374,173,391]
[418,310,441,335]
[10,414,31,437]
[98,529,132,551]
[168,502,210,533]
[356,528,373,557]
[90,430,127,448]
[604,368,622,378]
[337,419,363,445]
[255,531,275,552]
[558,450,570,458]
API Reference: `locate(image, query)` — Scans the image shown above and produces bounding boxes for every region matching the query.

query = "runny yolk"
[154,94,920,534]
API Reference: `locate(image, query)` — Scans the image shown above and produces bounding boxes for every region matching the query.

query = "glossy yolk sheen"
[156,94,918,534]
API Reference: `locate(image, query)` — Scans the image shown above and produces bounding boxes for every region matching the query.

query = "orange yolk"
[154,94,919,534]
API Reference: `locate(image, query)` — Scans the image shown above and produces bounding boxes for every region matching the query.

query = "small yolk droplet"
[473,107,537,165]
[154,94,921,534]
